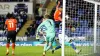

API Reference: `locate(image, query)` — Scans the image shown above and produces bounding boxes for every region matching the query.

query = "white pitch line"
[77,53,93,56]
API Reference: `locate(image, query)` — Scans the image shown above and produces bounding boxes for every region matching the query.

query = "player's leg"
[55,33,62,50]
[43,37,54,56]
[11,31,16,55]
[52,34,62,54]
[43,39,53,52]
[54,45,61,51]
[45,36,55,51]
[43,37,49,56]
[65,35,81,54]
[52,45,61,54]
[6,31,11,55]
[70,42,76,50]
[45,41,52,51]
[70,42,81,54]
[68,39,77,50]
[66,41,81,54]
[43,41,48,56]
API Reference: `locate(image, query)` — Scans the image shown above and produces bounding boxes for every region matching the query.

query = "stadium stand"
[0,0,29,2]
[25,21,36,37]
[65,0,94,37]
[0,0,61,38]
[24,0,57,37]
[0,11,28,37]
[0,0,95,38]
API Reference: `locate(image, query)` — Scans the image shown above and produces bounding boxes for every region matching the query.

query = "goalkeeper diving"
[36,14,56,56]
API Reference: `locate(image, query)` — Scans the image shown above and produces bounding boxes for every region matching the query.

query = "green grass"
[0,46,96,56]
[65,46,94,56]
[0,46,61,56]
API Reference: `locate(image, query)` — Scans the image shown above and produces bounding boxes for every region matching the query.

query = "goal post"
[65,0,100,56]
[94,4,97,53]
[84,0,100,53]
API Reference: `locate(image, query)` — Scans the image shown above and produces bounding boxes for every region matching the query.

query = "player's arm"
[36,22,44,39]
[15,19,18,32]
[15,19,18,25]
[56,1,60,9]
[4,20,8,30]
[36,22,44,33]
[15,19,18,28]
[4,25,7,31]
[4,23,7,30]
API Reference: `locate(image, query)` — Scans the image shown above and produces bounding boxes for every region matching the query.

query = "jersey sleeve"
[36,21,45,39]
[36,21,45,33]
[15,19,17,24]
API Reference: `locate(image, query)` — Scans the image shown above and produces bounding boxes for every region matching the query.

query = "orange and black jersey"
[5,18,17,31]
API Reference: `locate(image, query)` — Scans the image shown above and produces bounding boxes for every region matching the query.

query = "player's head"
[9,14,14,19]
[43,14,49,19]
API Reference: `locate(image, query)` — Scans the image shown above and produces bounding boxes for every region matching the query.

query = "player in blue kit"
[36,14,56,56]
[52,23,81,54]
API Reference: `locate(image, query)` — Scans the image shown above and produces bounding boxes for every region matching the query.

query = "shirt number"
[9,22,14,28]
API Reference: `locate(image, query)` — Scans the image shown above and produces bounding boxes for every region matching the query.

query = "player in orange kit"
[54,1,62,28]
[5,14,17,56]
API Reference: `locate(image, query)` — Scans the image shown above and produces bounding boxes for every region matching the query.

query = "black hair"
[9,14,14,19]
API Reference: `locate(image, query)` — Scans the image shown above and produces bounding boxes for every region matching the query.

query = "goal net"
[65,0,100,56]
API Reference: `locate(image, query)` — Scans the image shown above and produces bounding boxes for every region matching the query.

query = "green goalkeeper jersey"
[36,19,55,39]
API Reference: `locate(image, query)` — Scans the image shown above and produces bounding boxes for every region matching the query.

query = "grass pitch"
[0,46,61,56]
[0,46,96,56]
[65,46,94,56]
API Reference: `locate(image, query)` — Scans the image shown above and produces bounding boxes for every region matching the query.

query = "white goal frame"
[84,0,98,53]
[62,0,66,56]
[62,0,98,56]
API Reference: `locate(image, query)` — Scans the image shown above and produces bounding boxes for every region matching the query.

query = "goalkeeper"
[36,14,55,56]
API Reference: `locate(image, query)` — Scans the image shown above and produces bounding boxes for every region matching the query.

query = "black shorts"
[7,31,16,43]
[55,21,61,28]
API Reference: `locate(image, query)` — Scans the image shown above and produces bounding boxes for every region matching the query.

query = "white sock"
[12,51,14,54]
[43,51,46,55]
[75,49,79,53]
[7,49,9,52]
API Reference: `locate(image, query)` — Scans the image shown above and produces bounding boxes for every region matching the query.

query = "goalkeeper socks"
[55,45,61,50]
[44,43,48,51]
[12,43,15,51]
[6,43,10,52]
[46,45,51,51]
[71,43,76,50]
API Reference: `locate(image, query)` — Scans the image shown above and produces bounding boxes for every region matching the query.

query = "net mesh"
[65,0,95,56]
[97,5,100,54]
